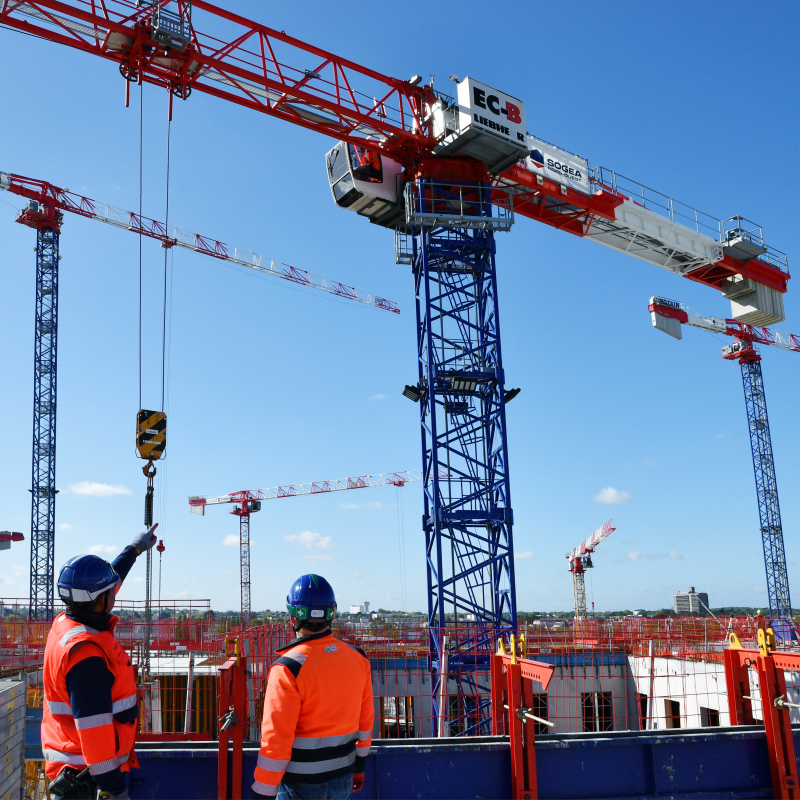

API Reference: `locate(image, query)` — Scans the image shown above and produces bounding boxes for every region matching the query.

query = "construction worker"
[252,574,373,799]
[42,525,158,799]
[755,609,767,632]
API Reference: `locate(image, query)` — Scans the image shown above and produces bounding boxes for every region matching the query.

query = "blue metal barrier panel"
[131,726,799,799]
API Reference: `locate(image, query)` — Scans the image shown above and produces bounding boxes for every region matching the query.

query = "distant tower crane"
[188,471,422,628]
[650,296,799,622]
[566,520,616,620]
[1,172,398,619]
[2,0,791,733]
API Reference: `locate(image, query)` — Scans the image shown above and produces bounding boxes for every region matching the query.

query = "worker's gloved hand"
[353,773,365,793]
[131,523,158,555]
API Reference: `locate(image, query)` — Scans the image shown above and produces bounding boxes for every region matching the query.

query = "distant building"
[674,587,709,615]
[349,601,370,614]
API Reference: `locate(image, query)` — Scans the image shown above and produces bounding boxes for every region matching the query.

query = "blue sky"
[1,0,798,614]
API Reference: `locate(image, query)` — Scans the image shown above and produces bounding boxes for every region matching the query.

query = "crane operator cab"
[325,141,405,229]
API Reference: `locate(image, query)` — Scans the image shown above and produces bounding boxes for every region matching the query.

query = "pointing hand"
[131,523,158,555]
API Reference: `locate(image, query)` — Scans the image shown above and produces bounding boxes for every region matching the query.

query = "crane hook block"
[136,409,166,461]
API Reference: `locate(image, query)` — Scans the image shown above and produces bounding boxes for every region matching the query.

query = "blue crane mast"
[16,198,62,619]
[650,297,798,625]
[405,164,518,733]
[725,341,791,621]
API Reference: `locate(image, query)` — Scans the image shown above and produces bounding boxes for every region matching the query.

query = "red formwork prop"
[724,631,800,799]
[490,636,555,800]
[217,640,248,800]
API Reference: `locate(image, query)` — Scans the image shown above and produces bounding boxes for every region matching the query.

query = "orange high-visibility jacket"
[42,612,139,782]
[252,631,373,797]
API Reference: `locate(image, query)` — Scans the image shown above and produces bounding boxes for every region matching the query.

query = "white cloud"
[69,482,131,497]
[369,394,385,402]
[303,554,333,562]
[515,550,535,560]
[668,550,683,560]
[0,565,24,587]
[223,535,239,547]
[340,501,382,510]
[128,576,144,584]
[642,458,657,467]
[283,531,332,550]
[58,523,73,532]
[714,432,731,440]
[593,487,631,505]
[88,544,118,559]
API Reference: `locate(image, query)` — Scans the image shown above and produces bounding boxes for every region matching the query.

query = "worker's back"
[253,629,373,797]
[274,632,371,739]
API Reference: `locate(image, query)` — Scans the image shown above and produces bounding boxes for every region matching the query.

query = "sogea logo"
[530,149,584,182]
[472,87,525,143]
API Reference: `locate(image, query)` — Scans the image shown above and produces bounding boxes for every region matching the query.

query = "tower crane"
[650,297,798,624]
[2,0,791,733]
[1,171,398,620]
[188,471,422,629]
[566,520,616,620]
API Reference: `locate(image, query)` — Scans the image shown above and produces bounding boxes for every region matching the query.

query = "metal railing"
[590,167,789,273]
[591,166,722,240]
[406,181,513,231]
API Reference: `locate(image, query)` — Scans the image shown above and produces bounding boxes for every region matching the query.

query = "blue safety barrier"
[128,725,800,799]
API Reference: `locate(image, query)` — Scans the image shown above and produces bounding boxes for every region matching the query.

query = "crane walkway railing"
[590,166,788,272]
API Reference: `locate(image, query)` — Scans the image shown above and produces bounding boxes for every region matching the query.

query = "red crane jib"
[1,0,788,297]
[0,0,434,163]
[650,301,800,351]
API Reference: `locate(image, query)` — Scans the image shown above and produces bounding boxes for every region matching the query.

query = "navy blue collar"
[64,607,114,632]
[276,629,332,653]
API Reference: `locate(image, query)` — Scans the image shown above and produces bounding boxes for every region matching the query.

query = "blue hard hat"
[286,574,337,622]
[57,555,120,604]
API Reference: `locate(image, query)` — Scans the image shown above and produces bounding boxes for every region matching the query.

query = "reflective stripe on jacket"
[42,612,139,781]
[252,632,373,797]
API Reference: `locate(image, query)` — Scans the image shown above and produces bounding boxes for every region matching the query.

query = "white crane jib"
[188,470,423,513]
[566,519,616,571]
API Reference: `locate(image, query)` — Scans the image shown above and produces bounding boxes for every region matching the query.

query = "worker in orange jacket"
[252,574,373,799]
[42,526,158,799]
